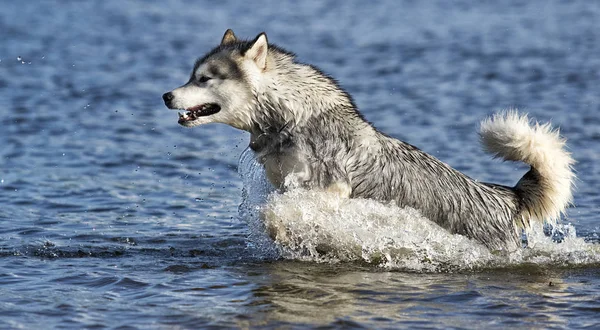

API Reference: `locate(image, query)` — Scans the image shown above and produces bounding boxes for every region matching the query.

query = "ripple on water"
[1,0,600,328]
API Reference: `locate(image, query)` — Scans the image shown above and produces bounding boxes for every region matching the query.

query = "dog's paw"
[261,207,290,243]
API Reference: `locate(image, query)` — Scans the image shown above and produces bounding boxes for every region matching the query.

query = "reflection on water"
[240,262,600,328]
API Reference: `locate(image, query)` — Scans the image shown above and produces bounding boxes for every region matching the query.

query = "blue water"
[1,0,600,328]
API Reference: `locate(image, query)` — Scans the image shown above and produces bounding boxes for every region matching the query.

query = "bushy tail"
[479,111,575,224]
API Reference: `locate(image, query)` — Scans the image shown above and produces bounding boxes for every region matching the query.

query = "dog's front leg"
[281,161,312,190]
[324,181,352,199]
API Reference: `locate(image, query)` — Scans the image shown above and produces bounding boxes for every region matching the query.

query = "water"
[1,0,599,328]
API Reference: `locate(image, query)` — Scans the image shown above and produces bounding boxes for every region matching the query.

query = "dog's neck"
[250,53,368,137]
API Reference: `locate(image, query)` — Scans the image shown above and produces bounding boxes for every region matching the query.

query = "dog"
[163,30,575,251]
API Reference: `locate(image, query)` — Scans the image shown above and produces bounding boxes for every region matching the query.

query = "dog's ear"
[221,29,238,45]
[245,32,268,71]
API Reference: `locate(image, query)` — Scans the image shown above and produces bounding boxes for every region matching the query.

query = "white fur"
[479,111,575,223]
[164,31,577,250]
[245,34,268,71]
[169,63,256,130]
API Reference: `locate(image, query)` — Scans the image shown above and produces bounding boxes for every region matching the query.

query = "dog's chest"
[250,131,313,189]
[261,152,311,189]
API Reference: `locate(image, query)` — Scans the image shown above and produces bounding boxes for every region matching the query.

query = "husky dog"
[163,30,575,251]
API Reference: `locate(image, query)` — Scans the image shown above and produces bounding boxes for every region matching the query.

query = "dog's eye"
[198,75,212,83]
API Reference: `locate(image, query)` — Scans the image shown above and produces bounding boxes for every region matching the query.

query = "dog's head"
[162,30,271,131]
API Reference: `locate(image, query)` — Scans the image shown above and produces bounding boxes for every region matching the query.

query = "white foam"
[238,148,600,272]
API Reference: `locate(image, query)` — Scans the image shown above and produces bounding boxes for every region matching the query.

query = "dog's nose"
[162,92,174,106]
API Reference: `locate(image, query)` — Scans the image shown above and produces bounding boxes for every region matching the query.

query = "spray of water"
[238,148,600,271]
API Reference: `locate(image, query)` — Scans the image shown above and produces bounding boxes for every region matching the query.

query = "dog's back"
[245,39,574,251]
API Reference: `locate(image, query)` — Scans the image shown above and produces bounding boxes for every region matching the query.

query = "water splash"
[238,148,600,272]
[238,147,278,259]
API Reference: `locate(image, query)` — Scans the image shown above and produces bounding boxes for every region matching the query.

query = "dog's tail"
[479,111,575,226]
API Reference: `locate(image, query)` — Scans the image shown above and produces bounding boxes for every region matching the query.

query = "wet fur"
[164,30,575,251]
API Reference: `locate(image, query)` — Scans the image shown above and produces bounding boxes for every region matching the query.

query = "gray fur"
[250,97,522,250]
[164,31,574,251]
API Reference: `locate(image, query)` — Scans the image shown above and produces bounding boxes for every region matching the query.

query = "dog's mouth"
[177,104,221,124]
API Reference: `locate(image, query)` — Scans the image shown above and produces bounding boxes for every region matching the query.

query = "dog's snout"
[162,92,174,106]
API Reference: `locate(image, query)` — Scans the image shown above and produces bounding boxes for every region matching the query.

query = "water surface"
[1,0,599,328]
